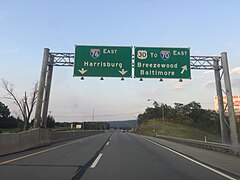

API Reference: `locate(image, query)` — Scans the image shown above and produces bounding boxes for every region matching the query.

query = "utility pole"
[161,103,165,127]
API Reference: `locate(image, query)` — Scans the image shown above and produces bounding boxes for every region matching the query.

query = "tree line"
[55,121,110,130]
[0,100,110,131]
[1,79,38,131]
[138,101,221,133]
[0,101,56,130]
[1,79,111,132]
[0,101,24,129]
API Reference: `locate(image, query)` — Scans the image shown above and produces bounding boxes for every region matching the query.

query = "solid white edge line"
[146,138,236,180]
[90,153,103,168]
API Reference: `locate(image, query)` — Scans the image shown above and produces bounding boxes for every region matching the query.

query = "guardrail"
[156,134,240,156]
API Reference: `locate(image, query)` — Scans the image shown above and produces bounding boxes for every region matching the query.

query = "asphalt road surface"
[0,131,236,180]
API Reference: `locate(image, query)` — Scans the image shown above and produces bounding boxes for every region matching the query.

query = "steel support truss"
[49,52,74,67]
[48,52,223,70]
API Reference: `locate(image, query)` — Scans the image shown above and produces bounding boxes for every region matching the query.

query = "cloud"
[191,50,201,55]
[203,70,213,74]
[204,81,215,88]
[148,87,159,95]
[173,82,191,90]
[231,67,240,74]
[231,78,240,87]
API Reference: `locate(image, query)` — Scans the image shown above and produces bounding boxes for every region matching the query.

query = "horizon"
[1,0,240,122]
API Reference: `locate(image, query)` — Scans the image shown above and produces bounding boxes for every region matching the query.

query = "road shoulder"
[141,135,240,178]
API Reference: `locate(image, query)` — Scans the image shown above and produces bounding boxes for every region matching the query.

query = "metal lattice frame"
[190,56,221,70]
[48,52,222,70]
[49,52,74,67]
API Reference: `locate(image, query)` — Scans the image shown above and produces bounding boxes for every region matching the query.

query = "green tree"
[183,101,202,123]
[0,101,10,118]
[1,79,38,131]
[0,101,19,128]
[138,101,221,135]
[137,107,157,125]
[46,115,55,128]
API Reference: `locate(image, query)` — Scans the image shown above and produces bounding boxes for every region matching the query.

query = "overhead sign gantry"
[34,46,238,146]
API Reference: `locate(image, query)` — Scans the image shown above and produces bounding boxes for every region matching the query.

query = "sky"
[0,0,240,122]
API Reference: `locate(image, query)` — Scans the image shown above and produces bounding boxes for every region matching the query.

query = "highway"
[0,132,236,180]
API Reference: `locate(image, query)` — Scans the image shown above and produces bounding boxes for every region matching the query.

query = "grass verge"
[137,119,222,143]
[0,128,22,134]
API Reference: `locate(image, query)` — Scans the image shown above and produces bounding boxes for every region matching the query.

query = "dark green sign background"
[74,45,132,77]
[134,47,191,79]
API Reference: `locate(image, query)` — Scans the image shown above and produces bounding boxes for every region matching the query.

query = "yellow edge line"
[0,139,82,165]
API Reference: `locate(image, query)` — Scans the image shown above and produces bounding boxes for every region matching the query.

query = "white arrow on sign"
[119,69,128,76]
[78,68,87,75]
[181,65,187,74]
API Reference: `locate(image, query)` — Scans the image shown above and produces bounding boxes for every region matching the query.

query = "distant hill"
[108,120,137,129]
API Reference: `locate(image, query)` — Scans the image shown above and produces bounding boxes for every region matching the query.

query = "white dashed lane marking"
[90,153,103,168]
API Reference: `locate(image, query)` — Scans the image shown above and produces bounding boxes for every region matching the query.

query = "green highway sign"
[74,45,132,78]
[134,47,191,79]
